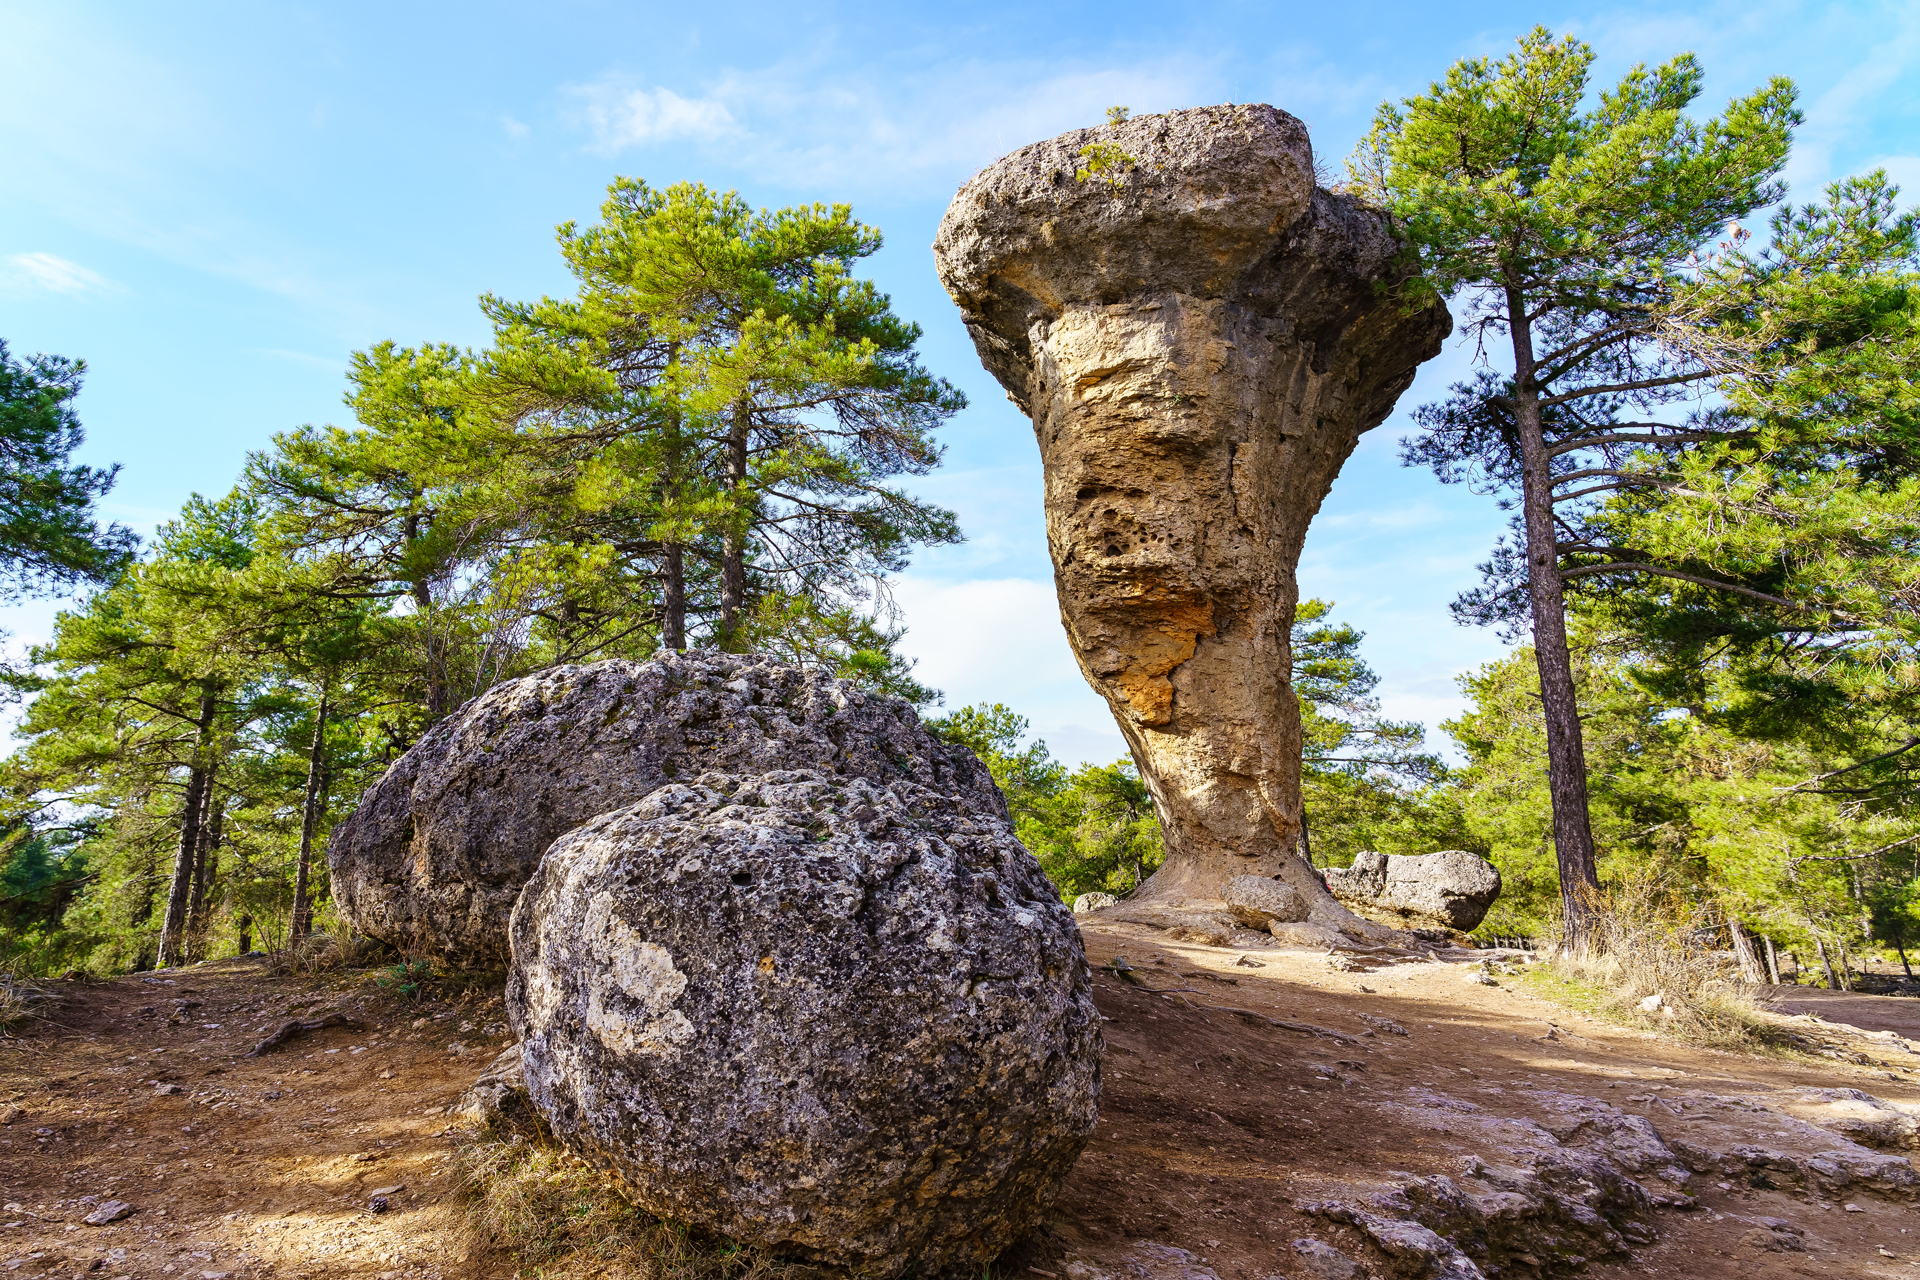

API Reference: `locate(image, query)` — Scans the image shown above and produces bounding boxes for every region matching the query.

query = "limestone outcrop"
[1324,851,1502,932]
[329,652,1001,964]
[933,105,1449,927]
[507,770,1101,1278]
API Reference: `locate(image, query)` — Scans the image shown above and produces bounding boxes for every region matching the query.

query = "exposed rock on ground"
[1222,875,1308,929]
[1075,892,1119,913]
[508,769,1101,1278]
[454,1044,534,1133]
[1324,851,1503,932]
[934,105,1449,930]
[330,651,1000,963]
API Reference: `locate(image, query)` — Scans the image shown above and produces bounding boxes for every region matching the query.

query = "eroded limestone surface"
[508,770,1101,1278]
[934,105,1449,920]
[329,651,1000,964]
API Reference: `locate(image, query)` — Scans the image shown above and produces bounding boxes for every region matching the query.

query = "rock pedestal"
[934,105,1449,928]
[329,652,1001,964]
[508,770,1101,1278]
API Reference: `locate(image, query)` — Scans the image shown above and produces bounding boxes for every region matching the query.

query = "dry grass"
[1544,879,1785,1051]
[267,931,396,976]
[455,1134,843,1280]
[0,974,55,1033]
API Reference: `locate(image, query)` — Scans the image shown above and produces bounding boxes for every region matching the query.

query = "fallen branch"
[244,1012,361,1058]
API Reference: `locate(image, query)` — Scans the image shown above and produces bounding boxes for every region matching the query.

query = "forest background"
[2,0,1918,982]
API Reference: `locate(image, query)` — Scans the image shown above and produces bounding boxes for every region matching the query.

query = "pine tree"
[0,341,136,594]
[1350,27,1799,941]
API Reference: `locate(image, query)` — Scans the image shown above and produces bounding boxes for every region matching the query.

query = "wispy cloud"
[566,79,737,153]
[554,52,1222,197]
[0,251,113,296]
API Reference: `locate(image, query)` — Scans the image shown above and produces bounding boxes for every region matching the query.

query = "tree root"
[244,1012,361,1057]
[1197,1004,1363,1045]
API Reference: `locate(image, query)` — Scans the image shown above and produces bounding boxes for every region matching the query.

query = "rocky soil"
[3,929,1918,1279]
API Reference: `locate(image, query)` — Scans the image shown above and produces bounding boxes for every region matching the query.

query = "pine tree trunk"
[187,774,225,960]
[1299,805,1315,868]
[157,689,218,968]
[1813,933,1841,990]
[1764,934,1781,985]
[1727,914,1764,983]
[1506,283,1602,948]
[659,341,688,652]
[719,400,750,649]
[290,690,331,946]
[662,545,686,650]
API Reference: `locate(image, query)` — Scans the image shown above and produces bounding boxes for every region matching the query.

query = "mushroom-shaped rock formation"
[329,651,1002,965]
[934,105,1449,929]
[509,770,1100,1278]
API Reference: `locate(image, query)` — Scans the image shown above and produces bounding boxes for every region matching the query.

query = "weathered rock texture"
[330,651,1001,963]
[507,770,1101,1278]
[933,105,1449,922]
[1223,874,1308,929]
[1324,851,1502,932]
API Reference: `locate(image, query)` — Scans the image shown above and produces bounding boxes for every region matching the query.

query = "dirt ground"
[2,925,1918,1280]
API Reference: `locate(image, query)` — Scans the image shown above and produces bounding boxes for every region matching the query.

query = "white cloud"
[568,80,736,153]
[1,251,112,296]
[889,574,1127,765]
[554,51,1222,198]
[499,114,530,139]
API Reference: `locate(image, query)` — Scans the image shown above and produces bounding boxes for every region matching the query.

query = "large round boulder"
[1323,850,1502,932]
[329,652,1002,963]
[508,769,1101,1277]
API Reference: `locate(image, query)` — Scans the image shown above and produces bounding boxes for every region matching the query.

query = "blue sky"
[2,0,1914,764]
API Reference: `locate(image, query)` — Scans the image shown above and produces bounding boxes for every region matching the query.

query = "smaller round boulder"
[1223,874,1309,929]
[509,770,1101,1278]
[1323,851,1502,932]
[1073,892,1118,913]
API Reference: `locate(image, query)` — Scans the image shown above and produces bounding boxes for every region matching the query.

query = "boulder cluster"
[331,651,1102,1277]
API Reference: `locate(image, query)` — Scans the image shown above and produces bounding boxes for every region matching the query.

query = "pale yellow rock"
[935,105,1450,927]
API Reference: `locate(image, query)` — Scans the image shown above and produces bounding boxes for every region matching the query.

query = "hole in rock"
[730,872,754,886]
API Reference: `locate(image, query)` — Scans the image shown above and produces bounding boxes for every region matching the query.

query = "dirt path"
[1040,921,1920,1280]
[0,956,507,1280]
[2,934,1917,1280]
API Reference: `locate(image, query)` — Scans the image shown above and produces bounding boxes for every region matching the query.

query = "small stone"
[153,1083,183,1096]
[1231,954,1265,968]
[1072,892,1117,914]
[1844,1202,1864,1212]
[1881,1248,1898,1258]
[367,1195,390,1214]
[1638,993,1665,1014]
[368,1184,405,1198]
[81,1201,135,1226]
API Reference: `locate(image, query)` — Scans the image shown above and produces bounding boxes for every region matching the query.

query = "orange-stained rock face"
[935,105,1450,919]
